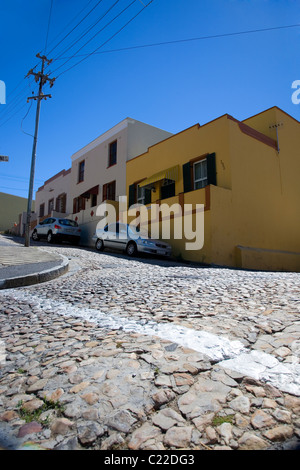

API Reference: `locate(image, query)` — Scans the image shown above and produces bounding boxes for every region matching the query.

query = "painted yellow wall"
[210,109,300,270]
[0,192,34,232]
[127,116,232,195]
[125,116,232,264]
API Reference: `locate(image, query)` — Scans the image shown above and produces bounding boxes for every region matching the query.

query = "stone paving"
[0,242,300,450]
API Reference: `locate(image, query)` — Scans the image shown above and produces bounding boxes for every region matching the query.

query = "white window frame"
[194,158,208,190]
[137,185,145,205]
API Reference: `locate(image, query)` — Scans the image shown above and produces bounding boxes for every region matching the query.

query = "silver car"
[32,217,81,245]
[93,223,172,257]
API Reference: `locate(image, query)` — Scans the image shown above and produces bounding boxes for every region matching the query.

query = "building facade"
[35,168,71,221]
[125,107,300,272]
[69,117,172,245]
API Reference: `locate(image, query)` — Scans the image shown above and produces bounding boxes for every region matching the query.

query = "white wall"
[35,169,71,217]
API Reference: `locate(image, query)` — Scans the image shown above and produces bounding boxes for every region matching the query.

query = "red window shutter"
[103,184,107,202]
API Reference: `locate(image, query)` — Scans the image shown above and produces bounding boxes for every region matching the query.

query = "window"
[78,160,85,183]
[103,180,116,201]
[182,153,216,193]
[39,203,45,217]
[59,219,78,227]
[137,185,146,205]
[128,182,152,208]
[108,140,117,167]
[194,159,208,189]
[48,198,54,214]
[73,196,85,214]
[55,193,66,213]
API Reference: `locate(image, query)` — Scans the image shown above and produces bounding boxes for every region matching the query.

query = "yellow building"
[125,107,300,272]
[0,192,35,234]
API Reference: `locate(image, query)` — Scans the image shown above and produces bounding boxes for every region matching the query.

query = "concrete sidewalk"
[0,235,69,289]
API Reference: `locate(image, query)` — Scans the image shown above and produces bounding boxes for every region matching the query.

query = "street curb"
[0,254,69,290]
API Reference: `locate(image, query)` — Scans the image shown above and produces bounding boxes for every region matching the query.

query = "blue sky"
[0,0,299,199]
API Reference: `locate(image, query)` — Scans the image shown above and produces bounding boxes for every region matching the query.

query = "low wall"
[235,245,300,272]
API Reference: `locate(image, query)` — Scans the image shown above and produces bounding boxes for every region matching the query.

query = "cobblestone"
[0,244,299,450]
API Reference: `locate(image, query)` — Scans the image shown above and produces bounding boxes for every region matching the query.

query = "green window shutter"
[182,162,192,192]
[128,184,136,208]
[207,153,217,186]
[144,188,152,205]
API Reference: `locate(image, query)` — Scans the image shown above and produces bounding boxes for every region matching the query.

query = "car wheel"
[126,241,137,257]
[47,231,53,244]
[95,238,104,251]
[32,230,39,241]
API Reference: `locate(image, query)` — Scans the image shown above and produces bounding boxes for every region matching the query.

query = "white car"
[32,217,81,245]
[93,223,172,258]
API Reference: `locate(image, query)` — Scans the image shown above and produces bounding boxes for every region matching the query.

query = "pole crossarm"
[27,93,52,103]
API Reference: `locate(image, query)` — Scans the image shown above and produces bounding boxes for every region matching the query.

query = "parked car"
[93,223,172,257]
[32,217,81,245]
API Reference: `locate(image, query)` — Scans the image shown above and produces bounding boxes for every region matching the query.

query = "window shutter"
[207,153,217,186]
[61,194,66,213]
[144,188,151,205]
[128,184,136,207]
[103,184,107,202]
[73,198,77,214]
[182,162,192,192]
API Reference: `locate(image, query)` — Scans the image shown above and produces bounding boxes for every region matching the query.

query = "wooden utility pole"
[24,53,55,247]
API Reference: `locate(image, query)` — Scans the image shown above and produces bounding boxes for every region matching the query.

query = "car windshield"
[128,225,149,238]
[58,219,78,227]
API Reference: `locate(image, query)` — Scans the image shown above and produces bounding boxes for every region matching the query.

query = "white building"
[70,117,172,246]
[35,117,172,246]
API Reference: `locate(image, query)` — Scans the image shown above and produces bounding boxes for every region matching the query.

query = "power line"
[52,22,300,60]
[0,1,97,121]
[45,0,95,53]
[55,0,154,78]
[0,0,118,114]
[0,174,45,183]
[44,0,54,54]
[50,0,120,65]
[0,78,35,128]
[51,0,133,76]
[0,102,28,129]
[0,186,40,192]
[46,0,105,57]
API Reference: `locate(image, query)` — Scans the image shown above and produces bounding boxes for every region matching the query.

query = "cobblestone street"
[0,242,300,451]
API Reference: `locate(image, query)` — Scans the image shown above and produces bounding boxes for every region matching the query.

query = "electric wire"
[20,100,34,138]
[53,22,300,60]
[49,0,120,64]
[46,0,105,57]
[44,0,54,54]
[50,0,133,76]
[0,1,97,120]
[45,0,95,54]
[0,10,299,128]
[55,0,153,78]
